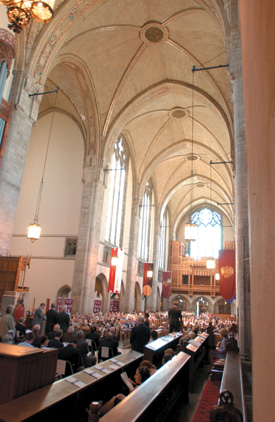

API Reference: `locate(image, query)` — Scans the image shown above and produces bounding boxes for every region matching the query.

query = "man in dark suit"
[76,330,96,367]
[98,332,117,360]
[86,326,100,349]
[58,339,82,374]
[15,317,26,336]
[46,303,58,333]
[109,327,120,356]
[47,323,60,340]
[48,330,64,349]
[168,301,182,333]
[144,312,150,328]
[56,305,70,334]
[130,316,150,353]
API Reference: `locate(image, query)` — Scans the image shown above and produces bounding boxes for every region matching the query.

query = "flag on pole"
[108,248,124,293]
[219,249,235,302]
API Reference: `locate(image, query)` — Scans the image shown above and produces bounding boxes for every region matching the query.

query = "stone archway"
[95,273,108,313]
[191,295,211,315]
[214,298,232,314]
[56,284,71,307]
[170,294,189,311]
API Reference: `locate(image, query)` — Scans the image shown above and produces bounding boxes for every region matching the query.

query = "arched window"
[105,136,127,246]
[190,208,221,259]
[139,181,153,261]
[158,209,168,269]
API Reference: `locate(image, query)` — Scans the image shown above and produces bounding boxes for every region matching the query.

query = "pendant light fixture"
[27,87,59,244]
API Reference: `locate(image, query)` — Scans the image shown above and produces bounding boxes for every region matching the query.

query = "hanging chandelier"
[0,1,55,33]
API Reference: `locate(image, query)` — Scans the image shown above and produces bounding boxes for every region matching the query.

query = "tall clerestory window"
[105,136,127,246]
[190,208,221,260]
[158,209,168,269]
[139,181,153,261]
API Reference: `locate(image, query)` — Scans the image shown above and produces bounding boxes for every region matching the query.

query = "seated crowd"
[0,303,238,376]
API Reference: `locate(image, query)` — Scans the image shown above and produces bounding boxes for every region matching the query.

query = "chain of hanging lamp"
[27,88,58,244]
[185,70,197,243]
[0,0,55,33]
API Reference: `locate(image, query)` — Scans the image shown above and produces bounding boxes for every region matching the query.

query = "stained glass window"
[139,181,152,261]
[190,208,221,259]
[105,136,127,246]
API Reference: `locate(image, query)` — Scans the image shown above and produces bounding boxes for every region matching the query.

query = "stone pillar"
[72,156,105,314]
[239,1,275,420]
[227,0,251,360]
[0,73,42,255]
[122,196,140,313]
[147,218,160,312]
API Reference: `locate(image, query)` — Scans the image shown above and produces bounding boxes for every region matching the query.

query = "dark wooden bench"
[193,351,246,422]
[181,334,208,391]
[143,332,182,368]
[0,350,143,422]
[99,351,191,422]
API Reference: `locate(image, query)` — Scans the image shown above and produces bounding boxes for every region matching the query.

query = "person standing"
[32,303,46,328]
[0,305,15,340]
[56,305,70,334]
[130,316,150,353]
[144,312,150,328]
[168,301,182,333]
[46,303,58,333]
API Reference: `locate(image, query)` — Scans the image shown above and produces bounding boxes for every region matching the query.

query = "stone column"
[71,156,105,314]
[0,73,42,255]
[228,0,251,360]
[147,217,160,311]
[122,195,140,312]
[240,1,275,420]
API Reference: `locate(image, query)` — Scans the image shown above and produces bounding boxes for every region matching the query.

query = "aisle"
[167,363,211,422]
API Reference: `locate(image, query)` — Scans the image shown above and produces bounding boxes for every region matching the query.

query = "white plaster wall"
[10,112,84,310]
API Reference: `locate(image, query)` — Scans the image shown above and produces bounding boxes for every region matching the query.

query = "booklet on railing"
[120,371,135,392]
[188,339,200,347]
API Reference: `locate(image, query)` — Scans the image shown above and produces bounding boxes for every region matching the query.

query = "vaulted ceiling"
[35,0,234,233]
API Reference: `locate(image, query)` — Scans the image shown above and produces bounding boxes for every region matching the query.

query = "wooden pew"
[193,351,246,422]
[210,351,246,421]
[100,351,191,422]
[143,332,182,368]
[0,350,143,422]
[0,344,58,405]
[182,333,208,391]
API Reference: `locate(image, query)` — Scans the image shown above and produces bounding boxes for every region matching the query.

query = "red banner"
[108,248,118,292]
[93,300,102,313]
[162,271,172,298]
[57,297,62,313]
[143,263,153,296]
[65,298,73,314]
[110,300,119,312]
[219,249,236,302]
[108,248,124,293]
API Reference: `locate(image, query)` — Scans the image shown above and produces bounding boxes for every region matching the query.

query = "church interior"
[0,1,274,421]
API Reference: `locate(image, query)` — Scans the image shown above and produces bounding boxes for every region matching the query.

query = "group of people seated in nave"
[0,301,238,378]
